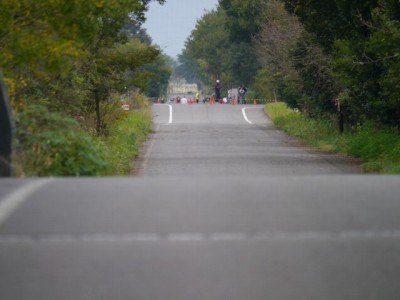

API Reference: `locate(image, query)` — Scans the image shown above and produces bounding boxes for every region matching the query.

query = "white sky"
[143,0,219,59]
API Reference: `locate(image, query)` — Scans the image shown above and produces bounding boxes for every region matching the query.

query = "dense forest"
[177,0,400,130]
[0,0,172,175]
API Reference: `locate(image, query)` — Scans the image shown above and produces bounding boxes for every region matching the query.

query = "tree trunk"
[94,89,101,136]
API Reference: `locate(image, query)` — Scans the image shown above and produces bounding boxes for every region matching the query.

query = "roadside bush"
[342,126,400,173]
[266,102,400,173]
[15,105,109,176]
[266,102,337,150]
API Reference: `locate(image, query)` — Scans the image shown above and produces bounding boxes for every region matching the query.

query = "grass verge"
[266,102,400,173]
[101,109,152,175]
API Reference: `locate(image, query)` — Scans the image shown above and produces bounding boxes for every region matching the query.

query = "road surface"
[135,103,359,176]
[1,103,399,300]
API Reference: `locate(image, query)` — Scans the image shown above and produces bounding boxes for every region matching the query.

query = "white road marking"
[167,104,173,124]
[167,233,205,241]
[0,178,54,227]
[242,107,253,124]
[154,104,173,124]
[2,230,400,243]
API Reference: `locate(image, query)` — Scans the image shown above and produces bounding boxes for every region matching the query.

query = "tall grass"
[101,109,152,175]
[266,102,400,173]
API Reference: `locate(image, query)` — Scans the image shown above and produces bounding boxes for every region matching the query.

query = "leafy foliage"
[177,9,231,85]
[15,105,109,176]
[1,0,169,175]
[176,6,260,90]
[266,102,400,173]
[285,0,400,127]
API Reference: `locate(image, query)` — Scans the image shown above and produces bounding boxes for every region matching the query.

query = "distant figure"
[238,84,247,104]
[180,96,188,104]
[214,80,221,101]
[195,91,199,103]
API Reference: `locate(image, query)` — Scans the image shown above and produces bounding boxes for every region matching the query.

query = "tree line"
[0,0,171,134]
[176,0,400,130]
[0,0,172,175]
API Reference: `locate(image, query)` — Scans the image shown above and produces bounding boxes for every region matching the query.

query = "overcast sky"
[143,0,219,59]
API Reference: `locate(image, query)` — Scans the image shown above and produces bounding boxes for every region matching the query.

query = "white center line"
[168,104,173,124]
[2,230,400,243]
[154,104,173,124]
[242,107,253,124]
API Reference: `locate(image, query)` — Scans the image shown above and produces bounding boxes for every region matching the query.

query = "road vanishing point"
[1,103,400,300]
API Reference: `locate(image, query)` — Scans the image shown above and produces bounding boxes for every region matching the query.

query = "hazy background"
[143,0,219,59]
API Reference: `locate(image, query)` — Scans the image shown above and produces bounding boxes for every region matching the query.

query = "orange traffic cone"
[253,99,257,106]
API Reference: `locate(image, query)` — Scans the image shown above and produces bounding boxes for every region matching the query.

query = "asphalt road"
[1,103,400,300]
[135,103,359,176]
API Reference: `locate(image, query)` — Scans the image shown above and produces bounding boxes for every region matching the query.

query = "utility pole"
[0,74,13,176]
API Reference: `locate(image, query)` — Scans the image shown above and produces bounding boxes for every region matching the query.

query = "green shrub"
[266,102,400,173]
[14,104,152,176]
[15,105,109,176]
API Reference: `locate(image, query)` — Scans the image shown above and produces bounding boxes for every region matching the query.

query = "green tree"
[145,52,173,98]
[0,0,165,106]
[83,39,160,134]
[219,0,265,43]
[285,0,400,127]
[184,8,231,83]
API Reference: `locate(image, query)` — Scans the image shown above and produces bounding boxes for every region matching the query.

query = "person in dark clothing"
[214,80,221,101]
[238,84,247,104]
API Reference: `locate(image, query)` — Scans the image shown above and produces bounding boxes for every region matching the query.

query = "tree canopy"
[177,0,400,128]
[0,0,170,134]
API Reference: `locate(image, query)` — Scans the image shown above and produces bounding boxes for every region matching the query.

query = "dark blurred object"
[0,74,13,177]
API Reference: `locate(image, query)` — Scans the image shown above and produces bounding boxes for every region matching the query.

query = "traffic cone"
[253,99,257,106]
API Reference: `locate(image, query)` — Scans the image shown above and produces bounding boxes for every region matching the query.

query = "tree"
[0,0,167,134]
[83,39,160,134]
[218,0,262,85]
[177,5,259,88]
[185,8,231,83]
[145,52,173,98]
[0,0,165,104]
[285,0,400,127]
[253,0,303,106]
[219,0,265,43]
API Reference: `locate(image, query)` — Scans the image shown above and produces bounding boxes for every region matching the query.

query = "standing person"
[195,91,199,103]
[238,84,247,104]
[214,80,221,101]
[180,95,188,104]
